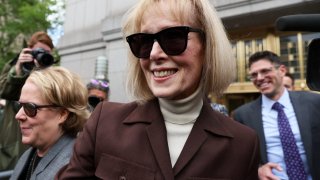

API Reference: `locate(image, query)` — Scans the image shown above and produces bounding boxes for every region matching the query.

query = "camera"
[276,14,320,91]
[22,48,54,73]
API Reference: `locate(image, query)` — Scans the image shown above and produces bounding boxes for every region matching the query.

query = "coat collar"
[122,98,234,177]
[173,99,233,175]
[33,135,74,175]
[123,98,233,138]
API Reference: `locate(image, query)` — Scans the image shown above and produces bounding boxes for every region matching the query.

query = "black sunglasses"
[16,102,61,117]
[126,26,204,58]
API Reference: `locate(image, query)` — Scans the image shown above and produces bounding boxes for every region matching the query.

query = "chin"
[21,137,32,145]
[151,87,175,98]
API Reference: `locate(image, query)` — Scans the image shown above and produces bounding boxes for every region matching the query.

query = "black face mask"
[88,96,104,108]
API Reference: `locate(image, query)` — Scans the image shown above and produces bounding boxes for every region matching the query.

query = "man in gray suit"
[233,51,320,180]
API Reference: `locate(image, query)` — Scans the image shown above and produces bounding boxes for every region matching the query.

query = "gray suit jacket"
[233,91,320,180]
[10,135,75,180]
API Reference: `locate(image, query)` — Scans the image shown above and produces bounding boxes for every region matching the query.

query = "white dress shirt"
[262,89,311,180]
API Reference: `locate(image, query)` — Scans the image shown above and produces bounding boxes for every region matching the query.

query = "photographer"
[0,31,55,172]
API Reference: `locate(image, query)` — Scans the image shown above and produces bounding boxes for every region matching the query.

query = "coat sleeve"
[245,133,260,180]
[55,103,103,179]
[0,60,28,101]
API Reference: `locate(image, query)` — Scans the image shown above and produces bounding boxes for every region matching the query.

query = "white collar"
[158,86,203,125]
[262,89,291,112]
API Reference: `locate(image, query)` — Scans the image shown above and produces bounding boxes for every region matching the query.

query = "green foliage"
[0,0,63,71]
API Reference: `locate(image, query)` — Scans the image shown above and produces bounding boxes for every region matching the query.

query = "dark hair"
[285,72,295,85]
[248,50,282,68]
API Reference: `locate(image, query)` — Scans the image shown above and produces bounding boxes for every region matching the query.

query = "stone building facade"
[58,0,320,110]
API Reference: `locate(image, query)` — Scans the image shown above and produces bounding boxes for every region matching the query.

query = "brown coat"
[56,99,260,180]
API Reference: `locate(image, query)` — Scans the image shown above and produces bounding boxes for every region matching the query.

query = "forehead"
[140,1,195,31]
[31,42,52,52]
[249,59,274,72]
[88,89,107,98]
[20,80,43,102]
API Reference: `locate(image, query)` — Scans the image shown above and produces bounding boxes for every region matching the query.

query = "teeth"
[154,70,176,77]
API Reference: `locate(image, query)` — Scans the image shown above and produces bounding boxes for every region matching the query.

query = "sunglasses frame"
[16,102,61,117]
[126,26,204,58]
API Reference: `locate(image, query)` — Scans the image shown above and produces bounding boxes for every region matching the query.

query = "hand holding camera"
[16,48,55,75]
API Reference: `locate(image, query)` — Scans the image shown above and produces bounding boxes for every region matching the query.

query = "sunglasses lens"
[158,27,188,55]
[127,34,154,58]
[23,103,36,117]
[127,27,189,58]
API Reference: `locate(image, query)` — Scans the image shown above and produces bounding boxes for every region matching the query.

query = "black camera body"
[22,48,54,73]
[276,14,320,91]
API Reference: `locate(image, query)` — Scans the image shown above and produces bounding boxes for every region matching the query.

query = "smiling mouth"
[153,70,177,78]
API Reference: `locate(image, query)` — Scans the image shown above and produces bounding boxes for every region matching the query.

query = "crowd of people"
[0,0,319,180]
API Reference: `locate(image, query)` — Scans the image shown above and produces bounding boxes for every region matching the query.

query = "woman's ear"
[58,108,70,124]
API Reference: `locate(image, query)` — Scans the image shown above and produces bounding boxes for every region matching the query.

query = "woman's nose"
[149,40,166,60]
[15,107,27,121]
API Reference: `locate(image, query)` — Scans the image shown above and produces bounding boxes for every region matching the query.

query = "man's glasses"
[126,26,205,58]
[248,66,278,81]
[16,102,61,117]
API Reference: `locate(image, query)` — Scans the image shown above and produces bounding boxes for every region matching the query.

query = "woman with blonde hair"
[57,0,260,179]
[10,66,89,180]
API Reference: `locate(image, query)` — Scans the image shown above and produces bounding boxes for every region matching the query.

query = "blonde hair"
[122,0,236,102]
[28,66,90,137]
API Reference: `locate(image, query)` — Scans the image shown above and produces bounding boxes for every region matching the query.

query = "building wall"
[57,0,320,103]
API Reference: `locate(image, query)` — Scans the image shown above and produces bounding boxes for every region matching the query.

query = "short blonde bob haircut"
[28,66,90,137]
[122,0,236,102]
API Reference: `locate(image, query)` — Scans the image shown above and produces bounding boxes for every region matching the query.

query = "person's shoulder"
[90,100,141,124]
[100,101,139,114]
[290,91,320,101]
[234,98,259,114]
[218,115,258,141]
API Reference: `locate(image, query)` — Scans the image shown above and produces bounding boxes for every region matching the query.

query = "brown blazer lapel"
[147,117,174,180]
[172,119,207,175]
[173,101,233,175]
[124,99,174,180]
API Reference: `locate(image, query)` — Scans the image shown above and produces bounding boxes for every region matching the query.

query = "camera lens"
[36,53,54,67]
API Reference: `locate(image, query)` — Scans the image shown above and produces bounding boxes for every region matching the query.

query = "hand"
[258,162,282,180]
[15,48,34,75]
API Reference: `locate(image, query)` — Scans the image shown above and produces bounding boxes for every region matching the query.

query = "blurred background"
[1,0,320,113]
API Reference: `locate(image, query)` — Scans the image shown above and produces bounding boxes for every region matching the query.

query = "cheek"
[139,60,151,77]
[36,111,60,127]
[186,45,204,75]
[140,60,148,69]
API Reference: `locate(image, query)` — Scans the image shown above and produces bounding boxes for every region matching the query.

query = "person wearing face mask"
[0,31,56,172]
[56,0,260,179]
[86,79,110,111]
[10,66,89,180]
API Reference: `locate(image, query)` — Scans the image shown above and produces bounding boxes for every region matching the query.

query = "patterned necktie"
[272,102,307,180]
